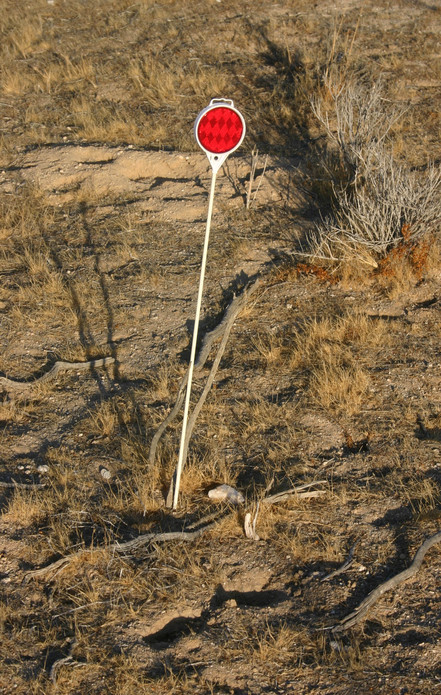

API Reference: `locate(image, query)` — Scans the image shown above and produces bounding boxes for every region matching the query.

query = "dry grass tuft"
[286,311,389,414]
[2,487,53,526]
[309,359,369,415]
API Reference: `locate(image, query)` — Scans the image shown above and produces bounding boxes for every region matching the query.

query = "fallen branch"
[26,510,229,581]
[112,523,215,553]
[25,556,71,580]
[149,278,261,468]
[49,639,79,683]
[0,479,46,490]
[333,530,441,632]
[0,357,115,396]
[322,542,358,581]
[262,481,328,505]
[166,281,262,507]
[176,291,248,471]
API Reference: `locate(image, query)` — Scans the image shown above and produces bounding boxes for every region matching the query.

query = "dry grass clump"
[292,311,388,357]
[255,502,343,564]
[3,53,96,97]
[0,185,51,246]
[287,311,387,414]
[217,614,320,665]
[2,487,55,527]
[0,396,43,425]
[250,332,285,370]
[128,58,228,111]
[238,308,385,418]
[308,359,369,415]
[111,664,201,695]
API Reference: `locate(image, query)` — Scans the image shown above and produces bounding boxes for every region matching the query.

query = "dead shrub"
[301,79,441,269]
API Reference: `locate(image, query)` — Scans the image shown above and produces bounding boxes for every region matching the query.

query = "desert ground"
[1,0,441,693]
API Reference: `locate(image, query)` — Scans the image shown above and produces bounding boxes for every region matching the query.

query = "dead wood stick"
[0,357,115,396]
[25,513,227,581]
[262,481,328,505]
[333,530,441,632]
[112,523,216,553]
[165,318,234,503]
[291,490,326,500]
[148,379,188,466]
[322,542,358,582]
[165,282,259,507]
[149,278,261,467]
[179,291,242,471]
[25,556,71,580]
[0,480,46,490]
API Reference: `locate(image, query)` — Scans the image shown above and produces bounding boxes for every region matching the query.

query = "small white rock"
[100,467,111,480]
[208,484,244,504]
[37,464,49,473]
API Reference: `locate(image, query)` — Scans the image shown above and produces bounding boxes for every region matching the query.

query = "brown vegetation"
[1,1,441,694]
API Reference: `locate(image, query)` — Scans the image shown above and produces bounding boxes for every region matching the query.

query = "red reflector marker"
[195,99,246,172]
[172,99,246,510]
[197,107,244,154]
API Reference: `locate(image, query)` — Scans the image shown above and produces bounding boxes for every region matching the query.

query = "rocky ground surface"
[1,0,441,693]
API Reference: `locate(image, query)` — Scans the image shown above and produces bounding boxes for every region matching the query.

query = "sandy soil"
[1,0,441,693]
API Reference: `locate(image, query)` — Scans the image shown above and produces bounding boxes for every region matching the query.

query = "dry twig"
[322,541,358,581]
[0,357,115,396]
[25,510,230,581]
[149,279,261,468]
[262,481,328,505]
[246,147,269,209]
[0,480,46,490]
[333,530,441,632]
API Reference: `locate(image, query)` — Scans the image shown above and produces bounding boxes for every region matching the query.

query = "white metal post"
[172,168,217,510]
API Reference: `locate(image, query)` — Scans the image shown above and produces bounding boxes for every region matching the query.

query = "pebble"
[208,484,244,504]
[100,467,111,480]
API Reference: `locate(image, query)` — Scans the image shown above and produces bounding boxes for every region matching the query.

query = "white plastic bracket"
[206,151,229,174]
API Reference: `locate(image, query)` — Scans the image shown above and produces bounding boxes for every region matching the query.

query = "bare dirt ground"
[1,1,441,694]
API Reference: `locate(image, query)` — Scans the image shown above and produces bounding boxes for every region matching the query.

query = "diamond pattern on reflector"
[197,107,244,154]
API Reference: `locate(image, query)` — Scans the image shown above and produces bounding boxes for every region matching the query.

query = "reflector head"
[195,99,246,171]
